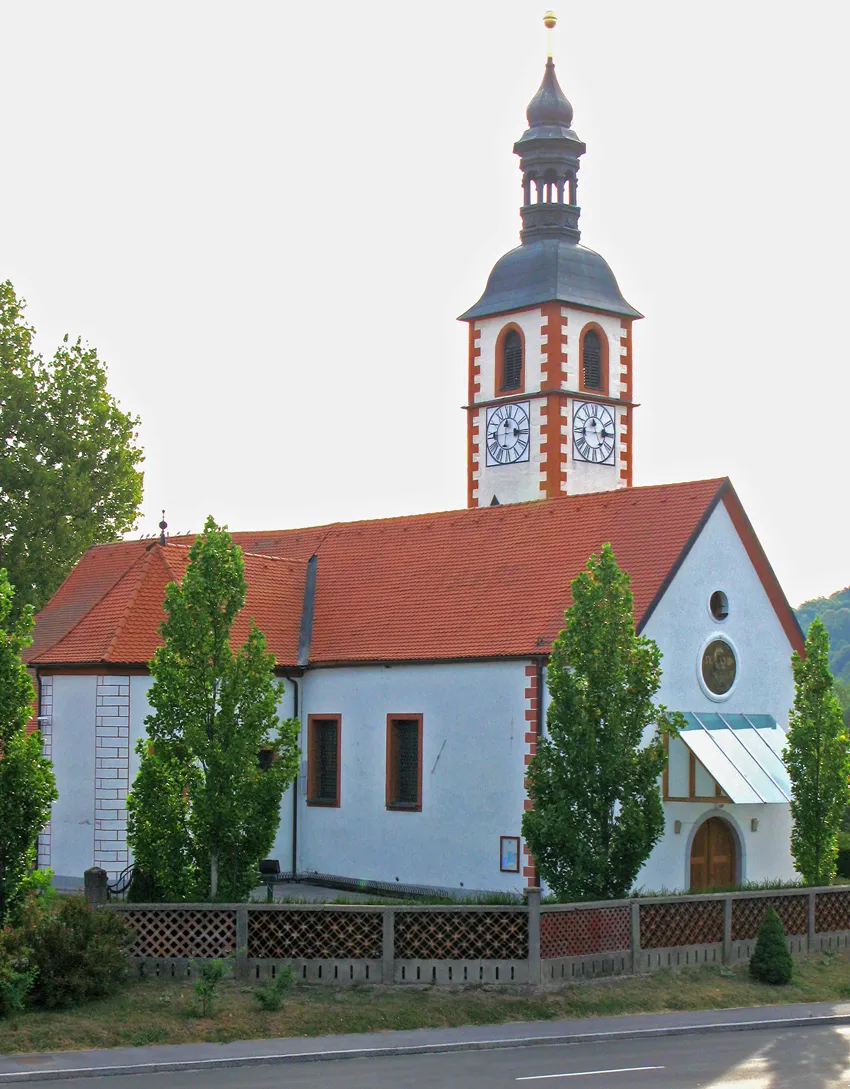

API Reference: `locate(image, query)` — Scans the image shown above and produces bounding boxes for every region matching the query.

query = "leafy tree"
[0,281,143,615]
[522,543,683,902]
[749,907,793,985]
[784,618,850,885]
[0,570,58,924]
[127,518,300,902]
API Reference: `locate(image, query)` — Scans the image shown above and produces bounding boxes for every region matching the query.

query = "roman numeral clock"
[486,402,531,466]
[572,401,616,465]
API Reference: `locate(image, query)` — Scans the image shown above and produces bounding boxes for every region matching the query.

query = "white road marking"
[517,1067,664,1082]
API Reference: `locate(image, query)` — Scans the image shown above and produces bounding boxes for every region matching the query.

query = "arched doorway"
[689,816,737,890]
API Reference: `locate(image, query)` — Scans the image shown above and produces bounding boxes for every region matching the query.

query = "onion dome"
[526,58,574,129]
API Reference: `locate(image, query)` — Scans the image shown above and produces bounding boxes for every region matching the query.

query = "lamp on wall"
[674,820,682,835]
[751,818,759,832]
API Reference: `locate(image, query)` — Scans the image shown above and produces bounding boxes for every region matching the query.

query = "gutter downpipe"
[536,656,545,738]
[287,675,300,877]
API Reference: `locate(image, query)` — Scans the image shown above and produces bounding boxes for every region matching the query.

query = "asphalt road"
[11,1024,850,1088]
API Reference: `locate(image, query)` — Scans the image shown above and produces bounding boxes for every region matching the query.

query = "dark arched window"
[502,329,523,390]
[583,329,602,390]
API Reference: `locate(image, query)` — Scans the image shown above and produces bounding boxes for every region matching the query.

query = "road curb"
[2,1012,850,1082]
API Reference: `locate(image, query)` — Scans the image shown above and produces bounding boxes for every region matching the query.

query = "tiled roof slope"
[27,478,770,669]
[30,543,308,668]
[231,479,728,663]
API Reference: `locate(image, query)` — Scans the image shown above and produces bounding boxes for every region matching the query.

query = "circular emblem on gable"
[701,639,737,696]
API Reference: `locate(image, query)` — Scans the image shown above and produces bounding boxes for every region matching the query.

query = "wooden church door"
[689,817,735,890]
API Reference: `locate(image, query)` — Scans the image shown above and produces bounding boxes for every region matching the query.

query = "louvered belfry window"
[308,717,339,805]
[387,716,422,809]
[583,329,602,390]
[502,329,523,390]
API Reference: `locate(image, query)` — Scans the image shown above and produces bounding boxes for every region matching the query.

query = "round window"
[701,639,737,695]
[710,590,729,621]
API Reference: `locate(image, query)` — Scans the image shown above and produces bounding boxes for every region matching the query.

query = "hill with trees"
[796,586,850,717]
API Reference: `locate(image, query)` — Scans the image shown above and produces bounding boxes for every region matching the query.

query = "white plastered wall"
[284,661,529,892]
[50,676,97,885]
[639,500,797,891]
[562,305,627,497]
[471,309,545,507]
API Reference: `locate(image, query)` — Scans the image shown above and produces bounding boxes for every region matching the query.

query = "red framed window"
[386,714,423,811]
[307,715,341,807]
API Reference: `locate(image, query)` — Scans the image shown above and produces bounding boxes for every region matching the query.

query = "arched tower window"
[501,329,523,391]
[582,329,602,390]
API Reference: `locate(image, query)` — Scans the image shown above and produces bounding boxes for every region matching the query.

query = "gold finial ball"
[543,10,557,29]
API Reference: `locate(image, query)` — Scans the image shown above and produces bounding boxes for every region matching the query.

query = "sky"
[2,0,848,607]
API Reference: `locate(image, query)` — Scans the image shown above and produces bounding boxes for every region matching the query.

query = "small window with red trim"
[307,716,341,806]
[386,715,422,810]
[501,329,523,391]
[582,329,603,390]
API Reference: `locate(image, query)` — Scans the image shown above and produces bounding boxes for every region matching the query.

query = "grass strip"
[2,951,850,1055]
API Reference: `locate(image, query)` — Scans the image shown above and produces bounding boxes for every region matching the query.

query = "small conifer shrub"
[749,907,793,985]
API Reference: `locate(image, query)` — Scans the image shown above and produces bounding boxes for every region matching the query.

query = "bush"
[253,965,294,1011]
[192,958,230,1017]
[15,897,134,1008]
[749,907,793,985]
[0,933,35,1018]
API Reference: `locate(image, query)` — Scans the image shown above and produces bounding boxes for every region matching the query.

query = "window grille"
[502,330,523,390]
[583,329,602,389]
[308,718,339,805]
[388,717,421,809]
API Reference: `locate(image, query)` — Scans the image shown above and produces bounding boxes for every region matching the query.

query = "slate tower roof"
[460,55,640,321]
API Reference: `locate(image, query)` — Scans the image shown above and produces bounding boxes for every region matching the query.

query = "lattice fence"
[122,909,237,959]
[731,896,808,941]
[541,907,630,958]
[249,909,382,960]
[640,899,724,949]
[395,910,527,960]
[815,891,850,935]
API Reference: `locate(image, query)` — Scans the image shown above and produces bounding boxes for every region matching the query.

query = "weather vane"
[543,10,557,59]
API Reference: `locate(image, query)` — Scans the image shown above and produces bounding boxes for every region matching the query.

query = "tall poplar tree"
[785,619,850,885]
[0,570,57,923]
[0,281,143,614]
[127,518,300,901]
[522,543,682,902]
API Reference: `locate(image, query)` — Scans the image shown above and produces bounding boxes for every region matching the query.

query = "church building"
[26,33,803,897]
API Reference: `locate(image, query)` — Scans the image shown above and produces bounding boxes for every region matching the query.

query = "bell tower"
[459,14,641,508]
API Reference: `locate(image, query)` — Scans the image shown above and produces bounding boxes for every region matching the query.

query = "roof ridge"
[208,478,728,541]
[104,548,157,660]
[162,541,306,566]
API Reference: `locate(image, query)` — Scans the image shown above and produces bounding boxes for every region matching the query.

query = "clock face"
[485,401,531,466]
[573,401,616,465]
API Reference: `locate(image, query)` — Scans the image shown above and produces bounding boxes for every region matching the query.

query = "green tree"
[0,571,58,923]
[127,518,300,902]
[522,543,683,902]
[784,618,850,885]
[0,281,143,614]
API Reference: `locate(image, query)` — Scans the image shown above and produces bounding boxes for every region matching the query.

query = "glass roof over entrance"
[679,713,791,805]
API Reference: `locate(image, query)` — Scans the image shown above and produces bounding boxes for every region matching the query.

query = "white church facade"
[26,46,803,897]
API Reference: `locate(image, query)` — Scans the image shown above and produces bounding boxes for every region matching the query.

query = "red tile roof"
[27,478,802,669]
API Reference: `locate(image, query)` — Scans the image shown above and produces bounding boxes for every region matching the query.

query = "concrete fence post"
[84,866,108,907]
[526,887,541,984]
[723,895,733,965]
[382,909,395,984]
[235,905,249,980]
[630,901,641,973]
[808,891,817,953]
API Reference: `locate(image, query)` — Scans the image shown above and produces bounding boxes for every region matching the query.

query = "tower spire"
[513,12,585,243]
[543,9,556,59]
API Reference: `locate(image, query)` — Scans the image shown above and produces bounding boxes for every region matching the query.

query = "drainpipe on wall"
[536,656,546,737]
[285,675,300,877]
